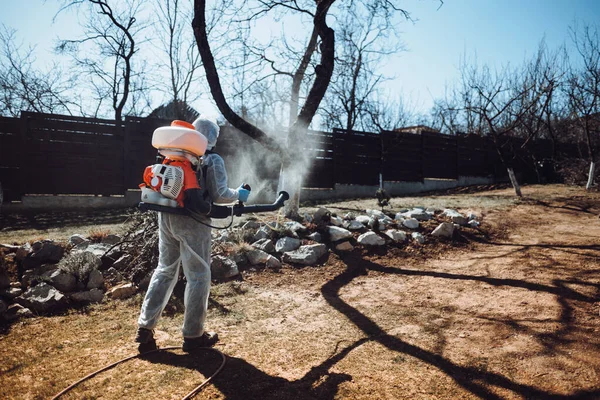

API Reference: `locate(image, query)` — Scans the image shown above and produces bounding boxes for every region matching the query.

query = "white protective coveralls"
[137,118,242,338]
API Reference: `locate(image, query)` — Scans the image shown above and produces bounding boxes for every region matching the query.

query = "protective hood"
[192,117,220,150]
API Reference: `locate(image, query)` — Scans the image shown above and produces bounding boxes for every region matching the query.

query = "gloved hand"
[237,185,250,202]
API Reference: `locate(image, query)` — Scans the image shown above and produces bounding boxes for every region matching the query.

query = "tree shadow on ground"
[143,249,599,399]
[320,253,600,400]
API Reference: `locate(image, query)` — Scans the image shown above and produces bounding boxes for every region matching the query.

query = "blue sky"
[1,0,600,117]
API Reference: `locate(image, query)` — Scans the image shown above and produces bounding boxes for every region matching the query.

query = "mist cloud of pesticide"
[219,126,320,206]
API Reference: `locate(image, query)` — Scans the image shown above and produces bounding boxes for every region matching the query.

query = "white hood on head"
[192,117,220,150]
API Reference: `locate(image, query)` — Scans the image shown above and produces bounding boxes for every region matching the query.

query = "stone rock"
[313,207,331,224]
[384,229,407,243]
[0,268,10,289]
[15,282,68,313]
[468,220,480,228]
[400,208,432,221]
[335,241,354,252]
[357,232,386,246]
[102,267,125,285]
[15,243,32,262]
[107,283,137,300]
[73,242,114,258]
[252,238,275,253]
[3,303,34,321]
[431,222,455,238]
[328,226,352,242]
[230,251,247,265]
[366,209,386,218]
[375,218,393,231]
[69,234,88,247]
[211,255,239,279]
[443,209,469,226]
[10,281,22,288]
[24,240,64,269]
[42,269,77,292]
[1,287,23,299]
[330,216,344,226]
[242,221,261,231]
[21,264,57,288]
[402,218,420,229]
[284,221,308,235]
[344,212,356,220]
[467,212,478,220]
[307,232,322,242]
[302,213,314,223]
[282,244,328,266]
[356,215,372,225]
[102,234,122,245]
[266,255,282,270]
[394,213,405,221]
[345,220,365,231]
[426,207,442,215]
[87,269,104,289]
[253,226,271,242]
[246,249,271,265]
[275,237,301,253]
[411,232,426,244]
[71,288,104,303]
[218,231,231,242]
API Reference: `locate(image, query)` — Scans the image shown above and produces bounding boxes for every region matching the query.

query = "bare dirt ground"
[1,184,600,399]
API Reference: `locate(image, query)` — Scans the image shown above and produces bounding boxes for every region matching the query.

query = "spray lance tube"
[139,189,290,219]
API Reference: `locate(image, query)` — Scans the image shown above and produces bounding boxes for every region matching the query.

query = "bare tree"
[0,26,74,117]
[55,0,148,120]
[460,60,543,197]
[320,5,403,132]
[565,23,600,190]
[153,0,221,119]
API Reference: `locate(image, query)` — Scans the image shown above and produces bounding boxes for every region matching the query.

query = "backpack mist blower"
[138,120,289,222]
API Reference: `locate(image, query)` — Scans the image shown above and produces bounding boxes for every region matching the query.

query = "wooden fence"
[0,111,575,202]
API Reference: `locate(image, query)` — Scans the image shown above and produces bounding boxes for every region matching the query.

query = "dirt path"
[1,185,599,399]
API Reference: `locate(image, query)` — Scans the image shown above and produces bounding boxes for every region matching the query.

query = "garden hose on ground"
[50,346,226,400]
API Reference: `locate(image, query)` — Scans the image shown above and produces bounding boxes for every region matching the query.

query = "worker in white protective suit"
[135,117,250,352]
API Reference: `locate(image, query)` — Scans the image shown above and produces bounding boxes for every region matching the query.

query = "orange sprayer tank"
[152,120,208,160]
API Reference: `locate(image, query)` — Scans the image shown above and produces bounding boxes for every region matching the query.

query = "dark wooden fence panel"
[301,130,334,188]
[422,131,458,179]
[381,130,423,182]
[333,129,381,185]
[0,117,22,201]
[20,112,124,195]
[3,112,596,202]
[458,134,490,177]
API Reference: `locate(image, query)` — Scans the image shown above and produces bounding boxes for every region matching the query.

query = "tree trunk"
[586,161,596,190]
[507,167,522,197]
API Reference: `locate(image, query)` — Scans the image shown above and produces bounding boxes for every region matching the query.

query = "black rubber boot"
[182,332,219,352]
[135,328,157,353]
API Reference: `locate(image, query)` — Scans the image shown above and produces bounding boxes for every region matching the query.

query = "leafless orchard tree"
[152,0,226,119]
[319,5,404,132]
[55,0,149,120]
[565,23,600,190]
[459,60,544,197]
[0,26,74,117]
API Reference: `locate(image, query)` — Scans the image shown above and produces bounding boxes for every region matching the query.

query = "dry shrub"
[88,228,111,243]
[113,210,159,285]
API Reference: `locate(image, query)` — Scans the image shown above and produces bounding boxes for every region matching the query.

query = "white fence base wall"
[1,176,495,212]
[300,176,495,202]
